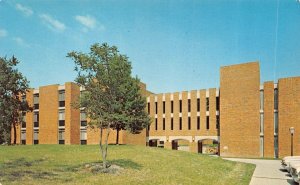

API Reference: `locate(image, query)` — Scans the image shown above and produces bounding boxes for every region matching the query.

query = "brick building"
[12,61,300,158]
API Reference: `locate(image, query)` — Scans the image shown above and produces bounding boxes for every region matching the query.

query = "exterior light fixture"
[290,127,295,156]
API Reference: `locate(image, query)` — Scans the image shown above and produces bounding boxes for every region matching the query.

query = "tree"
[0,56,31,144]
[68,43,150,168]
[114,77,150,144]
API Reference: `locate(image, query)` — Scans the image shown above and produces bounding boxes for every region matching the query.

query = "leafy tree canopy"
[0,56,31,144]
[68,43,150,168]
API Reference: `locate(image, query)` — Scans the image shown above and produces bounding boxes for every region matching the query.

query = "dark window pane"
[81,140,87,145]
[34,104,39,109]
[197,116,200,130]
[59,140,65,144]
[179,117,182,130]
[34,122,39,128]
[21,122,26,128]
[206,98,209,111]
[59,120,65,127]
[34,140,39,144]
[81,121,87,127]
[206,116,209,130]
[59,101,65,107]
[179,100,182,113]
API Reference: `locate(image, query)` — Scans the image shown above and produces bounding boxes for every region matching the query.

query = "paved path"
[224,158,297,185]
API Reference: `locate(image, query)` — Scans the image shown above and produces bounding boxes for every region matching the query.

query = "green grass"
[0,145,255,185]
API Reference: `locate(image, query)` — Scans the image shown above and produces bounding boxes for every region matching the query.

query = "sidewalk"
[224,158,296,185]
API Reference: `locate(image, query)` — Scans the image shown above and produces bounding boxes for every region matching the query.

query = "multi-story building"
[11,61,300,158]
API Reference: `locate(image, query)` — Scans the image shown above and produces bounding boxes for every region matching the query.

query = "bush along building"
[12,61,300,158]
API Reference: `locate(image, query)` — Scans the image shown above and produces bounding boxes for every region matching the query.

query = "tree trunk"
[99,127,111,168]
[13,123,16,145]
[116,126,119,145]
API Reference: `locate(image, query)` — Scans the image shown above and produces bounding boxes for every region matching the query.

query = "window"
[21,112,26,128]
[260,136,264,157]
[206,97,209,111]
[171,118,173,130]
[80,111,86,121]
[188,117,191,130]
[59,120,65,127]
[163,101,165,114]
[274,88,278,110]
[34,130,39,144]
[216,115,220,129]
[155,102,158,114]
[216,97,220,111]
[260,90,264,110]
[59,110,65,126]
[33,94,39,109]
[21,130,26,141]
[274,135,278,158]
[206,116,209,130]
[148,103,150,114]
[179,100,182,113]
[179,117,182,130]
[21,122,26,128]
[197,116,200,130]
[59,101,65,107]
[163,118,165,130]
[188,99,191,112]
[59,90,65,107]
[80,111,87,127]
[81,121,87,127]
[260,113,264,134]
[274,112,278,134]
[171,101,173,113]
[197,98,200,112]
[80,129,87,145]
[58,129,65,144]
[155,118,157,130]
[34,112,39,127]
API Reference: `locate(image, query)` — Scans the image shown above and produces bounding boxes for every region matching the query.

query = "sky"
[0,0,300,93]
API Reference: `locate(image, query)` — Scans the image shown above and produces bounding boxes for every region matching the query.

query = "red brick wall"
[278,77,300,157]
[39,85,59,144]
[220,62,260,157]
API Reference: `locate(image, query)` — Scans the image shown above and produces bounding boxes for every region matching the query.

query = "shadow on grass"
[0,158,60,182]
[86,159,142,170]
[110,159,142,170]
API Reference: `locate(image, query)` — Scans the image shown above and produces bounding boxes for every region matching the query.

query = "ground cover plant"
[0,145,255,185]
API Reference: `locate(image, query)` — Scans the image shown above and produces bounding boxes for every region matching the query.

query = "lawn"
[0,145,255,185]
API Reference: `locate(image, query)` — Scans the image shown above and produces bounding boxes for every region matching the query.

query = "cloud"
[13,37,30,47]
[39,14,66,32]
[0,29,7,38]
[75,15,104,32]
[16,3,33,16]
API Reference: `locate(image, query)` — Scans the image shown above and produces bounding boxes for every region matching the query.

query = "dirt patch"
[83,163,124,174]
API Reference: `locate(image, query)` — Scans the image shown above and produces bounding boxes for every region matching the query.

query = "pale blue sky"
[0,0,300,93]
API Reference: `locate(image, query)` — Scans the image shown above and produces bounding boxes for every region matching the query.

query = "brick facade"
[220,62,260,157]
[10,61,300,158]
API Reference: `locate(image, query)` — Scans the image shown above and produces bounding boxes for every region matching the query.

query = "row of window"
[149,97,220,114]
[150,115,220,131]
[32,90,66,110]
[259,88,279,110]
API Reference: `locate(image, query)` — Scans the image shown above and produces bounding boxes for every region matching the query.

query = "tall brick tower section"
[220,62,260,157]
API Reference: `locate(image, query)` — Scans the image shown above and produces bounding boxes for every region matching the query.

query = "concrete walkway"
[224,158,297,185]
